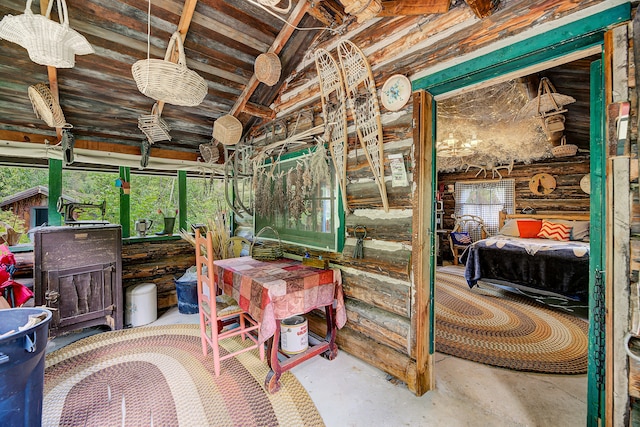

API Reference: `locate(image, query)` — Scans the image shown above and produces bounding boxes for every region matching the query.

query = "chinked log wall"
[438,154,591,232]
[249,0,604,391]
[121,239,195,313]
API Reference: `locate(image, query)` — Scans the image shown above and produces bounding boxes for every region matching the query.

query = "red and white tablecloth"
[213,257,346,344]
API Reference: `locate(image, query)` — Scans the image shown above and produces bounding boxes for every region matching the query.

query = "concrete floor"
[49,306,587,426]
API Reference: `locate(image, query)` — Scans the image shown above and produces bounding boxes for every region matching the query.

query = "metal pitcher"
[134,219,154,237]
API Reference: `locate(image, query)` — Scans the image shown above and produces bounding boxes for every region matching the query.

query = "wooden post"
[605,156,631,426]
[411,90,434,395]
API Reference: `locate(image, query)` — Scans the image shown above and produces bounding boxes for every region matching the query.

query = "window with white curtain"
[454,179,515,236]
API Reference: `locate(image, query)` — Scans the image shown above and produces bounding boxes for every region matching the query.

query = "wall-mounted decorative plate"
[381,74,411,111]
[529,173,556,195]
[580,174,590,194]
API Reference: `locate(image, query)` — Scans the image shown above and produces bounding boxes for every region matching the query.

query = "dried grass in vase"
[178,213,231,260]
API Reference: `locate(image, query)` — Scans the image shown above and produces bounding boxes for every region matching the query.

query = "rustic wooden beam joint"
[378,0,450,16]
[463,0,500,19]
[243,102,275,119]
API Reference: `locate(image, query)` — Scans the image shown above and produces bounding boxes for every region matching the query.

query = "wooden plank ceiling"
[0,0,497,163]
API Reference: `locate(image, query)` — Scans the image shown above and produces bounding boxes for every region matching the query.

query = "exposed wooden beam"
[157,0,199,116]
[40,0,62,141]
[463,0,500,19]
[0,130,198,162]
[243,102,274,119]
[378,0,450,16]
[230,0,311,117]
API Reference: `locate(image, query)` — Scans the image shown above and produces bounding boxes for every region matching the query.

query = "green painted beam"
[412,3,630,95]
[47,159,62,226]
[587,58,605,427]
[178,170,187,232]
[119,167,130,238]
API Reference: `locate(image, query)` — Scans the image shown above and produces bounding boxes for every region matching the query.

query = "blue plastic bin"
[175,274,199,314]
[0,307,52,427]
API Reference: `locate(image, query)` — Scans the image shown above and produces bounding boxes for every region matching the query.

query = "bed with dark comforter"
[460,235,590,302]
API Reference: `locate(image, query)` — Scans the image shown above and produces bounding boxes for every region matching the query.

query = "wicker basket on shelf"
[131,31,208,107]
[250,226,283,261]
[255,52,281,86]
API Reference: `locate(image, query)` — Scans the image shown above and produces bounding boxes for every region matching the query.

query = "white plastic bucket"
[280,315,308,354]
[125,283,157,327]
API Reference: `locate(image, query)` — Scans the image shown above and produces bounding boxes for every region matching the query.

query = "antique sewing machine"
[56,197,108,225]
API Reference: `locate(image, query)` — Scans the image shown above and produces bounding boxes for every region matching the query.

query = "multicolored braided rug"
[43,324,325,426]
[436,271,588,374]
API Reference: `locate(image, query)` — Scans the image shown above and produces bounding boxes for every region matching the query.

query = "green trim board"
[412,3,630,96]
[178,171,187,233]
[47,159,62,226]
[119,166,130,238]
[587,57,606,427]
[429,95,437,355]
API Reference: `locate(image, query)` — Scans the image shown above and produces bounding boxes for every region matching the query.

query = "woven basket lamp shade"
[213,115,242,145]
[255,53,281,86]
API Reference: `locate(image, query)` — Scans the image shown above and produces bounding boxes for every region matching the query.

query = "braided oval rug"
[43,324,325,426]
[436,272,588,374]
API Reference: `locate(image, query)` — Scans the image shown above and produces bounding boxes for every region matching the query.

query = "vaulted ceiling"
[0,0,496,166]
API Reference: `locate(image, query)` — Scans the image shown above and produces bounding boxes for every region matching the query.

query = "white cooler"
[125,283,157,327]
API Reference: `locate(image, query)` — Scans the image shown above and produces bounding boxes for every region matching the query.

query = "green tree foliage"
[0,166,228,236]
[0,167,48,199]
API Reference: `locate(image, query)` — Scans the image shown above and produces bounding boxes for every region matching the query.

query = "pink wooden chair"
[195,229,264,376]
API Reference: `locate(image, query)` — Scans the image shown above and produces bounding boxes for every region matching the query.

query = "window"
[186,176,227,226]
[254,148,343,252]
[454,179,514,236]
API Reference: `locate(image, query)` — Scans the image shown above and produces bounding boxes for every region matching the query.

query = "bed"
[460,212,590,303]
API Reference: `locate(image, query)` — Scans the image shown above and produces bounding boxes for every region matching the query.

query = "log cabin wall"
[438,153,591,233]
[121,239,195,314]
[245,0,614,392]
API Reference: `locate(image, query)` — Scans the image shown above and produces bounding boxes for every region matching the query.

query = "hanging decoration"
[138,103,171,144]
[381,74,411,112]
[255,52,281,86]
[352,225,366,258]
[314,47,349,212]
[0,0,94,68]
[131,31,208,107]
[28,82,72,128]
[199,139,220,164]
[337,40,389,212]
[61,128,74,165]
[213,115,243,145]
[519,77,575,146]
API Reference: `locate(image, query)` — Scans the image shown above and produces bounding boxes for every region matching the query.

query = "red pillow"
[517,220,542,238]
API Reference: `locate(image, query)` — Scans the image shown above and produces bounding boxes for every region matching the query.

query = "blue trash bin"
[175,273,199,314]
[0,307,52,427]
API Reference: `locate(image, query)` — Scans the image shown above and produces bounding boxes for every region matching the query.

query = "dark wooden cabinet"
[34,225,123,336]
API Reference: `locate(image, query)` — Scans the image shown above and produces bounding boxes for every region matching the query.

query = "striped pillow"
[537,220,572,241]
